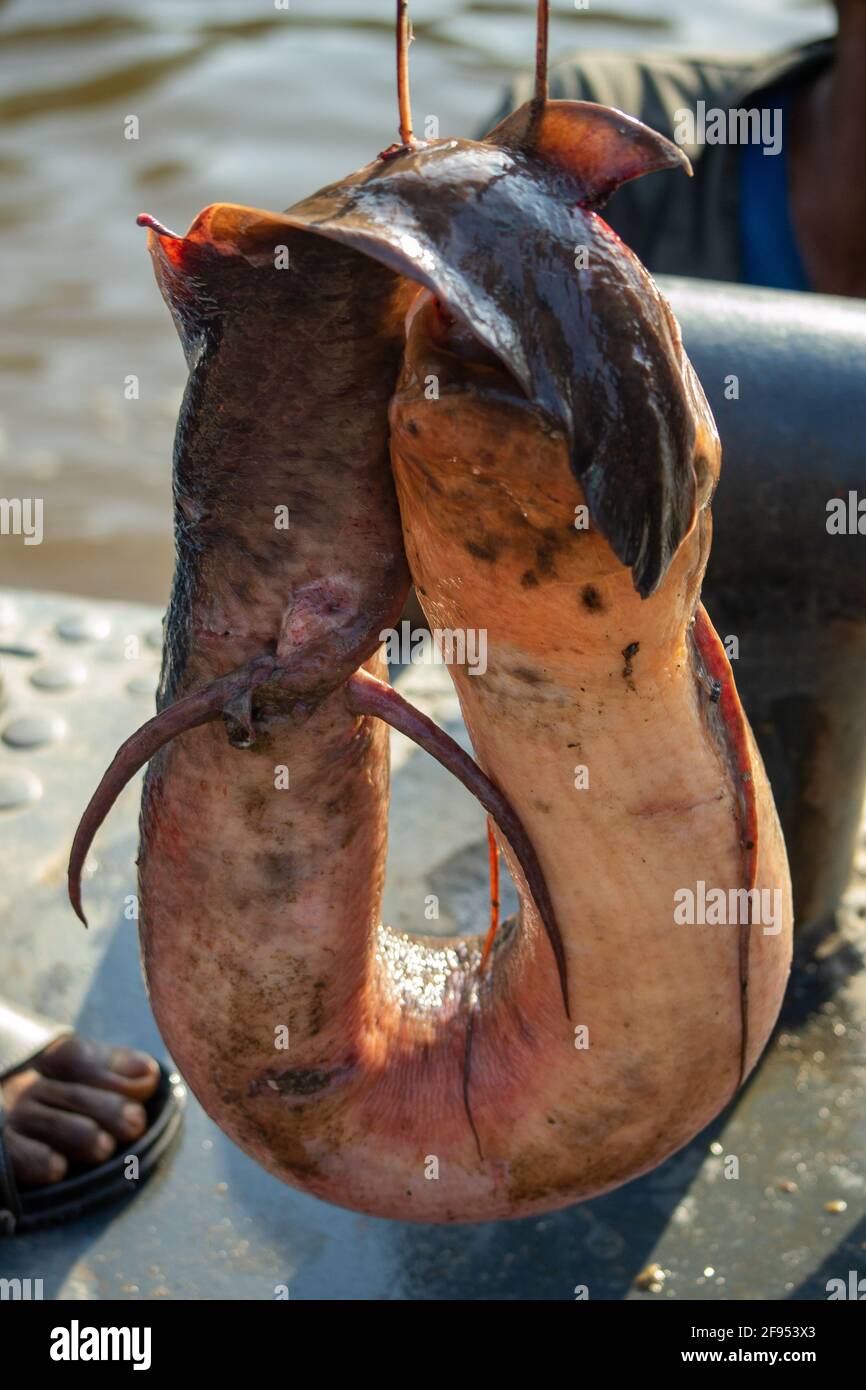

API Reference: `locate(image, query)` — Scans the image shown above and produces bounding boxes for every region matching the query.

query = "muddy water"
[0,0,831,603]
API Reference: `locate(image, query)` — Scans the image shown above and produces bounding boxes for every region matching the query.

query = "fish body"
[74,102,791,1221]
[388,285,791,1211]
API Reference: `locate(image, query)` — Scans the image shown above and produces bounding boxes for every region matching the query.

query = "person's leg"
[2,1035,159,1186]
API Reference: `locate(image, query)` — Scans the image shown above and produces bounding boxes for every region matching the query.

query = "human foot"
[2,1034,160,1188]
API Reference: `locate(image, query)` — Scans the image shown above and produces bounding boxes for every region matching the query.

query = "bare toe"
[1,1033,158,1190]
[35,1034,160,1100]
[4,1127,68,1188]
[29,1077,148,1143]
[12,1099,116,1166]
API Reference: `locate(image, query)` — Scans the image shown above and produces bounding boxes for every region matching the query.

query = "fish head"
[139,202,415,696]
[390,279,719,665]
[284,101,719,609]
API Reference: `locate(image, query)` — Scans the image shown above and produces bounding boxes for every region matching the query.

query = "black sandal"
[0,1000,184,1235]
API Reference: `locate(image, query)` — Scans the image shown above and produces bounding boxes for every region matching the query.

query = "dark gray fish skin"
[144,216,415,708]
[287,102,695,597]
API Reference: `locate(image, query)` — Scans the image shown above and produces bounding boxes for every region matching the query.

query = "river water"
[0,0,833,603]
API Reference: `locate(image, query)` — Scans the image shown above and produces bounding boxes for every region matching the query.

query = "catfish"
[69,1,791,1221]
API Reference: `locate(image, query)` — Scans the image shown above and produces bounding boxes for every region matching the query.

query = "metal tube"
[661,276,866,932]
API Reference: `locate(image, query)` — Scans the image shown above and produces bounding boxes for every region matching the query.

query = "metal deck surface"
[0,590,863,1300]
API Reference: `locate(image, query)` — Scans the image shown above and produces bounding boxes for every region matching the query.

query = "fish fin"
[68,658,276,925]
[480,817,500,972]
[459,818,502,1161]
[486,100,691,210]
[463,990,484,1163]
[141,202,300,267]
[345,668,570,1018]
[690,604,758,1087]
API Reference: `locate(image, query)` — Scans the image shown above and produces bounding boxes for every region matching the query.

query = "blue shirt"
[739,87,811,291]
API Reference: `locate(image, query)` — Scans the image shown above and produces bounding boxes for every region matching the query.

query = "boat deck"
[1,589,863,1300]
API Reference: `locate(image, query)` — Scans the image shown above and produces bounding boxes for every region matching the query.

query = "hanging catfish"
[69,1,791,1221]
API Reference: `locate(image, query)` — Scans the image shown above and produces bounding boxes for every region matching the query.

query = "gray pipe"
[660,276,866,933]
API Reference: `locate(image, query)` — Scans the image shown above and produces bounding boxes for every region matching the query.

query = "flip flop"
[0,999,184,1235]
